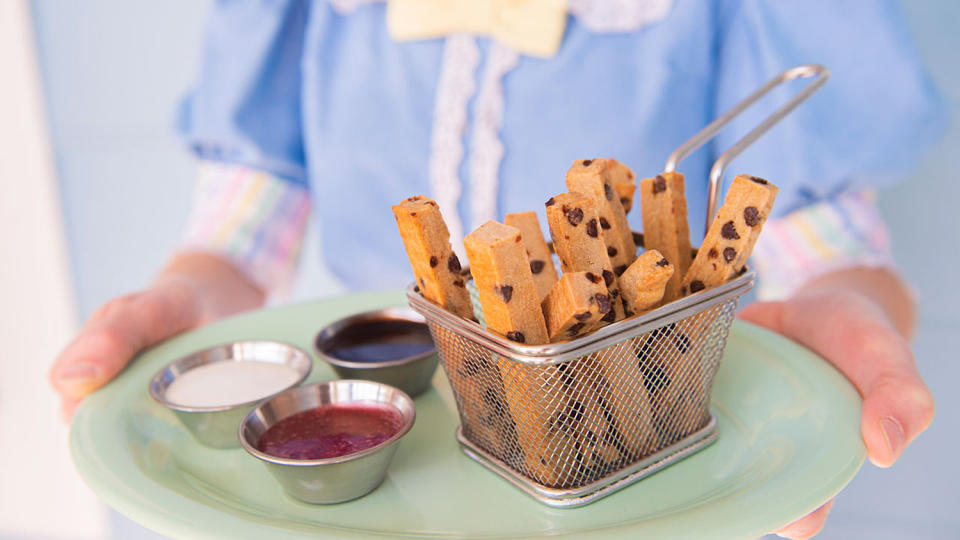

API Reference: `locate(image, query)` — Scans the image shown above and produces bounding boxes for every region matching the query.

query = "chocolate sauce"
[321,320,434,363]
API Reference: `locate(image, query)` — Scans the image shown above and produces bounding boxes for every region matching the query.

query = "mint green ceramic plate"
[71,290,865,539]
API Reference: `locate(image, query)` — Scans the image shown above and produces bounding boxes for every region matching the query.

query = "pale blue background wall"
[31,1,959,538]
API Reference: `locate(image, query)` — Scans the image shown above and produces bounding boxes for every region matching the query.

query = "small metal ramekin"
[148,341,313,448]
[238,379,416,504]
[314,307,438,397]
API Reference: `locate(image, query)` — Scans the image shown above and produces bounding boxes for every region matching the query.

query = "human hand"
[739,286,935,539]
[49,278,206,420]
[49,252,267,421]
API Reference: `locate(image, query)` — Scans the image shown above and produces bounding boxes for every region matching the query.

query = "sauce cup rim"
[314,307,436,370]
[148,340,313,413]
[238,379,416,467]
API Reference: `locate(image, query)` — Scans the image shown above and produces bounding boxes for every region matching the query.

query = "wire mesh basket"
[407,65,829,508]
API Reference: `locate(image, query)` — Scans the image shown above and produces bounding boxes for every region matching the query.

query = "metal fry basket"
[406,65,829,508]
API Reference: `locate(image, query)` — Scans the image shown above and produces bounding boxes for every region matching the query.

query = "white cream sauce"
[165,361,300,408]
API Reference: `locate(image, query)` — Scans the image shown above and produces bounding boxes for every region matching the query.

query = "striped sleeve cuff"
[750,190,895,301]
[180,161,311,297]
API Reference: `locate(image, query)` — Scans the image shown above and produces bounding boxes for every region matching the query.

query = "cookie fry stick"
[681,175,778,295]
[619,250,675,317]
[464,221,548,344]
[392,195,473,319]
[505,211,559,301]
[606,158,637,214]
[639,172,692,303]
[541,271,612,341]
[545,192,626,323]
[465,221,580,485]
[566,159,638,277]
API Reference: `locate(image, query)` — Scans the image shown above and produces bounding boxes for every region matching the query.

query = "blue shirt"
[178,0,945,292]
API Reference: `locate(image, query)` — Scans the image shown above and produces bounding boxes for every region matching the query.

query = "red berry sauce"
[257,404,403,460]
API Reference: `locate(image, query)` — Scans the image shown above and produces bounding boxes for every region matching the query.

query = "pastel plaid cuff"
[180,161,311,297]
[751,190,895,301]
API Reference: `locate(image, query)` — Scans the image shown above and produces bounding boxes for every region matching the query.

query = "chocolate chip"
[505,331,525,343]
[604,183,613,201]
[721,221,740,239]
[568,322,586,336]
[413,285,420,293]
[453,279,465,288]
[495,285,513,303]
[599,217,611,230]
[656,258,670,267]
[448,254,462,273]
[409,211,417,217]
[723,247,736,263]
[406,195,421,202]
[620,197,630,207]
[610,288,620,299]
[595,294,611,313]
[427,200,437,207]
[601,309,617,323]
[614,265,627,277]
[653,175,666,194]
[585,272,602,284]
[627,171,634,180]
[708,248,718,259]
[418,277,425,287]
[530,260,545,274]
[607,246,617,257]
[429,256,438,267]
[748,175,769,185]
[586,219,598,237]
[689,280,705,293]
[565,206,584,226]
[624,307,635,317]
[545,196,556,206]
[744,206,761,227]
[602,270,614,286]
[582,159,593,166]
[574,311,593,322]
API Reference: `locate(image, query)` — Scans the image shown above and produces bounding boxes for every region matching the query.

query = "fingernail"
[881,416,905,461]
[56,363,100,382]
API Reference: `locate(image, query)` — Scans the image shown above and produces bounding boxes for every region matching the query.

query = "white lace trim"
[428,34,479,260]
[327,0,383,16]
[567,0,674,33]
[468,42,520,231]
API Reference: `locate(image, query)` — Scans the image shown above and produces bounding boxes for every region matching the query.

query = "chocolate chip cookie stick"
[639,172,692,303]
[541,271,612,341]
[392,195,474,319]
[505,211,559,301]
[566,159,638,277]
[545,192,626,323]
[464,221,549,344]
[619,250,675,317]
[606,158,637,214]
[681,174,778,295]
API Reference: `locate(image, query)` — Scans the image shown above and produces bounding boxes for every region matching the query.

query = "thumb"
[50,280,202,400]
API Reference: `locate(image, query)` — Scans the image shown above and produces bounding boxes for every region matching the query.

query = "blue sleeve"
[177,0,310,186]
[712,0,947,214]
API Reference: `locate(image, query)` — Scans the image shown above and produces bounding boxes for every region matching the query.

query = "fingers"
[774,499,835,539]
[860,374,934,467]
[50,281,202,401]
[739,292,935,468]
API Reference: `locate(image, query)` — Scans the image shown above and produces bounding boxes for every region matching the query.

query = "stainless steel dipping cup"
[314,307,439,397]
[148,341,313,448]
[238,380,416,504]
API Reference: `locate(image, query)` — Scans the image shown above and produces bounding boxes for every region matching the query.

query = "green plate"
[71,290,865,539]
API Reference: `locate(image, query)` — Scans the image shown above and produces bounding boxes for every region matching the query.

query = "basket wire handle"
[663,64,830,235]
